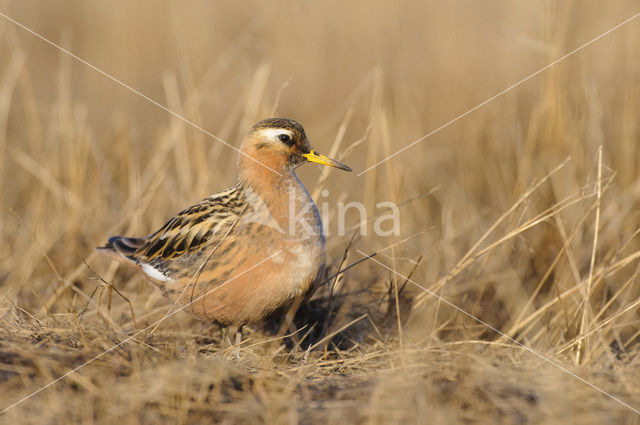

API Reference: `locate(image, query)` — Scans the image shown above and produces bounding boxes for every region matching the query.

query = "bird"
[97,118,352,329]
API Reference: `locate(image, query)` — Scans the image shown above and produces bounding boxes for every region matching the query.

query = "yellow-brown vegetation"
[0,1,639,423]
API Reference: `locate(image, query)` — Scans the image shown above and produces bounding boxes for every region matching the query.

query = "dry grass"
[1,1,640,423]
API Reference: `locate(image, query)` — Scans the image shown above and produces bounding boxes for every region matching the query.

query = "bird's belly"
[160,229,326,326]
[151,181,327,325]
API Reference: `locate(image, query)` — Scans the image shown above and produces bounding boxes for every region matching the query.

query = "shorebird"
[98,118,351,328]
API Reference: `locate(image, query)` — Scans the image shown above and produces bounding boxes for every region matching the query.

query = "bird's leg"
[220,326,230,344]
[277,297,303,345]
[235,324,244,346]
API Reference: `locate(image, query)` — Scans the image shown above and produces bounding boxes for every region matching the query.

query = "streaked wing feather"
[136,188,244,262]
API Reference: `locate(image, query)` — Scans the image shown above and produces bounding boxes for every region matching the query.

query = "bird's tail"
[96,236,145,263]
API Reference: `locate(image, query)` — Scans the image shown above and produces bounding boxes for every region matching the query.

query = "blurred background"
[1,1,639,423]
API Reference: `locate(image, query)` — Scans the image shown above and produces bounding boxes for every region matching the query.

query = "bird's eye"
[278,134,293,144]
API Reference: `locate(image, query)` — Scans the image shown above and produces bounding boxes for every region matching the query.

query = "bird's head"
[238,118,352,177]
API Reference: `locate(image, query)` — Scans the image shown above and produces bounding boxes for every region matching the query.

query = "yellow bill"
[302,151,352,172]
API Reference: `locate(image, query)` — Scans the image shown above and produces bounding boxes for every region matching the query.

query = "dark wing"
[98,186,246,265]
[139,187,246,262]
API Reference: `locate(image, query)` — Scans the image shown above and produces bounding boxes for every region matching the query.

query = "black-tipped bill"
[302,151,352,172]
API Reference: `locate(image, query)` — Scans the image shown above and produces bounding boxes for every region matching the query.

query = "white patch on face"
[142,263,172,282]
[258,128,293,143]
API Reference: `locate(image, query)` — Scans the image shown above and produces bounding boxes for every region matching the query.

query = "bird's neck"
[236,162,321,240]
[236,154,298,193]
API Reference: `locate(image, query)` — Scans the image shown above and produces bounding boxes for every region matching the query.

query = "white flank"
[142,263,172,282]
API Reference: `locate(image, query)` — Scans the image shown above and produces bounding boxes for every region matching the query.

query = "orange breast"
[151,194,326,325]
